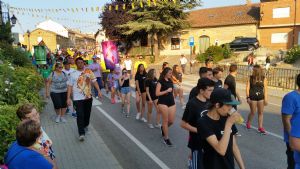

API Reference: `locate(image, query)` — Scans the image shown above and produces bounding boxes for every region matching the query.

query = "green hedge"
[0,42,44,163]
[196,45,233,63]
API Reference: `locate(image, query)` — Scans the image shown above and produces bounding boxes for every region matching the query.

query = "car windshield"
[232,39,242,43]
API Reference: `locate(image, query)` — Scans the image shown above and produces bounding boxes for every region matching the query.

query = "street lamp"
[10,14,17,25]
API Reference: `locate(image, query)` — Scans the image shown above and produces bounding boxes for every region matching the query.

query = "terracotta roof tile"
[188,4,260,28]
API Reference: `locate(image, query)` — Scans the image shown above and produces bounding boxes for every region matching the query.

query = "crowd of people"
[2,48,300,169]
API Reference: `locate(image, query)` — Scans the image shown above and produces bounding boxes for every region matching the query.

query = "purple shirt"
[89,62,101,77]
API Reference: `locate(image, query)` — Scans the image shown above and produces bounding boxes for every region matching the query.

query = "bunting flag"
[140,1,143,8]
[109,5,112,11]
[131,2,135,9]
[148,0,151,7]
[123,4,126,10]
[115,5,118,11]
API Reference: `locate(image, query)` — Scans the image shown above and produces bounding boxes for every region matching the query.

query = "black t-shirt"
[121,78,130,87]
[214,79,223,89]
[135,73,147,92]
[158,78,174,101]
[189,86,198,100]
[145,78,158,100]
[197,115,238,169]
[182,97,209,150]
[224,74,236,98]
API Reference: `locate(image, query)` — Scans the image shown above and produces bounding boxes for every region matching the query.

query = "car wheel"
[248,45,255,51]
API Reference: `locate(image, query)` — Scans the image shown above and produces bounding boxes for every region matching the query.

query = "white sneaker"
[141,117,147,123]
[155,123,162,128]
[79,135,85,142]
[148,124,154,129]
[61,116,67,123]
[55,116,60,123]
[136,113,141,120]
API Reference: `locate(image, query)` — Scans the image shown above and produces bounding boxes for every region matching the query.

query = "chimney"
[246,0,252,6]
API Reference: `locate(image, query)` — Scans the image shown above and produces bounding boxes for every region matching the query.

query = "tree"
[117,0,201,60]
[0,22,14,44]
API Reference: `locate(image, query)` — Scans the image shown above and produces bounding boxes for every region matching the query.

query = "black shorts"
[249,91,264,101]
[158,97,175,107]
[50,92,67,109]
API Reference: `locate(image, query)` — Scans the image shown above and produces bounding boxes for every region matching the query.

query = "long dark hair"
[159,67,172,81]
[162,62,168,70]
[136,64,147,75]
[146,69,156,80]
[251,65,264,84]
[172,65,180,80]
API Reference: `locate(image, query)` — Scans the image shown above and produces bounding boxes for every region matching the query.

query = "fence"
[149,63,300,90]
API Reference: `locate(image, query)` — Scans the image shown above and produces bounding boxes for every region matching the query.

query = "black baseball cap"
[210,88,240,106]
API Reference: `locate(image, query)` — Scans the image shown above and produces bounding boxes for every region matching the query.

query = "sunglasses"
[58,67,63,69]
[123,71,128,73]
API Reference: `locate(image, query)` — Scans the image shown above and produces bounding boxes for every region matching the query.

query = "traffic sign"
[189,36,194,46]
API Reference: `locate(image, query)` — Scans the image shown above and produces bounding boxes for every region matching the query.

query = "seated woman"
[4,120,56,169]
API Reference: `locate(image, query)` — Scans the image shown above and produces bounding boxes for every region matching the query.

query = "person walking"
[224,64,242,109]
[205,59,213,69]
[89,55,103,98]
[145,69,160,128]
[265,54,271,71]
[282,73,300,169]
[247,53,254,71]
[212,66,224,89]
[135,64,147,122]
[189,67,208,100]
[172,65,185,109]
[246,65,268,134]
[124,54,133,78]
[119,68,131,117]
[67,57,102,141]
[197,88,245,169]
[63,60,77,117]
[181,78,215,169]
[46,62,68,123]
[160,62,169,74]
[180,54,188,74]
[156,67,176,147]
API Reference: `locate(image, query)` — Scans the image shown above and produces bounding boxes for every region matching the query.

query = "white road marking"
[240,123,283,140]
[96,106,170,169]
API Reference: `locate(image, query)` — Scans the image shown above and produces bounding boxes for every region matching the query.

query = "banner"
[101,41,119,70]
[34,45,47,65]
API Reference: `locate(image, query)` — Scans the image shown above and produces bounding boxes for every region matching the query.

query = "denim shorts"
[121,87,131,94]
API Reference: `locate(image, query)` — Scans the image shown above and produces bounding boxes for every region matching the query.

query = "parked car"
[225,37,259,51]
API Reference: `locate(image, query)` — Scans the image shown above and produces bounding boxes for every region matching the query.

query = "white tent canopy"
[36,20,68,38]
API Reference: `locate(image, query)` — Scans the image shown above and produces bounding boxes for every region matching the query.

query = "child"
[107,69,116,103]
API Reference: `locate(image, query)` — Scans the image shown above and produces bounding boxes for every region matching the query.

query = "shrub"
[284,45,300,64]
[196,45,231,63]
[223,44,233,59]
[0,45,44,163]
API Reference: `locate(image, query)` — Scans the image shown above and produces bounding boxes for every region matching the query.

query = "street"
[88,77,286,169]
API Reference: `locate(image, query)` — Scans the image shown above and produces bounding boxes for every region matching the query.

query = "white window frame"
[273,7,290,18]
[271,33,288,43]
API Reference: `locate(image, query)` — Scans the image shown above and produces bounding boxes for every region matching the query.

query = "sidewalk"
[183,74,291,98]
[40,98,123,169]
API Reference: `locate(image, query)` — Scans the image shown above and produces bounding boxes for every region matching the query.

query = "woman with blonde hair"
[246,65,268,134]
[172,65,185,109]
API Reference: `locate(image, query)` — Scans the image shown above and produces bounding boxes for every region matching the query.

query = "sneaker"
[235,132,242,137]
[163,138,173,147]
[155,123,162,128]
[55,116,60,123]
[141,117,147,123]
[136,113,141,120]
[121,107,125,114]
[85,127,91,134]
[61,116,67,123]
[246,122,251,129]
[126,113,130,118]
[72,112,77,118]
[258,127,267,135]
[79,135,85,142]
[160,126,164,137]
[148,124,154,129]
[96,96,99,99]
[111,98,116,104]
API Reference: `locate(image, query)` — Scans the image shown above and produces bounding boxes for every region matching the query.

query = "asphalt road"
[89,79,287,169]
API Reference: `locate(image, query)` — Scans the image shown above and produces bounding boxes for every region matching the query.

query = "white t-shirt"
[180,57,188,65]
[124,59,132,71]
[63,68,75,76]
[67,69,96,101]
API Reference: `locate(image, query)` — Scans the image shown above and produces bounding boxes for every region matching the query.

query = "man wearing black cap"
[197,88,245,169]
[181,78,215,169]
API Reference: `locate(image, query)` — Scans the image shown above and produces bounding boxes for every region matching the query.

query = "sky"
[3,0,260,35]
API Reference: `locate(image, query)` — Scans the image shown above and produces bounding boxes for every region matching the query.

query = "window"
[271,33,288,43]
[171,38,180,50]
[273,7,290,18]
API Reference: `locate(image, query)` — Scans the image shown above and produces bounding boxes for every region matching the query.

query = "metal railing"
[149,63,300,90]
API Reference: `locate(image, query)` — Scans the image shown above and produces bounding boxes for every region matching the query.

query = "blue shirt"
[4,142,53,169]
[282,90,300,142]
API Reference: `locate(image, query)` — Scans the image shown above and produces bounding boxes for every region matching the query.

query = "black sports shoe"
[160,126,164,137]
[163,139,173,147]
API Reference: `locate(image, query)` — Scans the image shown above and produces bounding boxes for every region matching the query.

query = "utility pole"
[0,0,3,26]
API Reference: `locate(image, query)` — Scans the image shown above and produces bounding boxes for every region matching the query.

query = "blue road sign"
[189,36,194,46]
